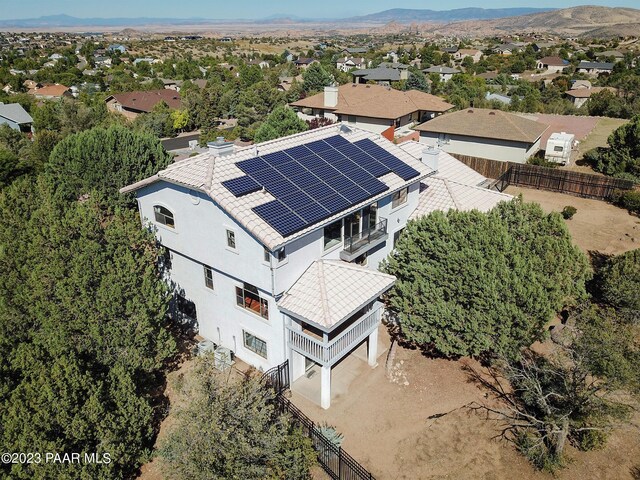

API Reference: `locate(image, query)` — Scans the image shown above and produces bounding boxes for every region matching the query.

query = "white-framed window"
[235,282,269,320]
[176,294,197,320]
[323,219,342,251]
[203,265,214,290]
[154,205,175,228]
[243,330,267,358]
[392,187,408,209]
[226,229,236,249]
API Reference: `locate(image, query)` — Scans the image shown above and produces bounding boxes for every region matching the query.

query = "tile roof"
[0,103,33,124]
[122,124,433,250]
[291,83,453,119]
[398,141,513,219]
[537,56,568,66]
[565,87,616,98]
[107,89,182,112]
[28,83,70,97]
[423,66,461,74]
[277,260,395,329]
[414,108,549,144]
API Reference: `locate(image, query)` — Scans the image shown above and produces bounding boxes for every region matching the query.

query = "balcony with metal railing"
[340,218,388,262]
[286,307,381,367]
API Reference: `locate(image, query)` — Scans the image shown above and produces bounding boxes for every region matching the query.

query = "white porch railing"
[287,308,381,366]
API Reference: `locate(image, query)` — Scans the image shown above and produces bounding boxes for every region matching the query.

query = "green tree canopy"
[405,71,430,93]
[0,178,175,479]
[45,124,173,206]
[598,247,640,319]
[302,63,333,94]
[254,106,308,143]
[583,115,640,182]
[382,199,591,358]
[160,357,316,480]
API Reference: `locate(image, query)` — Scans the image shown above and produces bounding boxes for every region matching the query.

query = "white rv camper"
[544,132,575,165]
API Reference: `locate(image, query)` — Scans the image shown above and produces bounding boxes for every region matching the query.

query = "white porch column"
[320,364,331,409]
[367,327,378,367]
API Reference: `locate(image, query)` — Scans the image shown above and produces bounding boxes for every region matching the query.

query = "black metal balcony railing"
[343,217,388,255]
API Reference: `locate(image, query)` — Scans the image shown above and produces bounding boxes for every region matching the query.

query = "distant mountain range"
[0,8,555,29]
[344,7,553,23]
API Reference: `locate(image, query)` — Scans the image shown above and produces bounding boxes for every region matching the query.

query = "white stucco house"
[121,124,511,409]
[414,108,550,164]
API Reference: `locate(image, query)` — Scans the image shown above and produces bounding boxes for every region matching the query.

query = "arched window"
[154,205,175,228]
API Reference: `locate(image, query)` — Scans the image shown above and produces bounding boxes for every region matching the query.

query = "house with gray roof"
[423,66,461,82]
[577,61,614,75]
[0,103,34,133]
[351,67,407,84]
[121,123,510,409]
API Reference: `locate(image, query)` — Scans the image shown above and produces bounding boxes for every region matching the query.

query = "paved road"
[161,133,200,151]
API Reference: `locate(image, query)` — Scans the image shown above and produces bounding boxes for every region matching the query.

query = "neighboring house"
[94,56,112,67]
[494,43,522,55]
[248,58,270,69]
[0,103,34,133]
[571,79,592,90]
[290,84,454,136]
[565,86,617,108]
[454,49,482,63]
[133,57,160,65]
[485,91,512,105]
[441,46,458,55]
[108,44,127,53]
[423,66,461,82]
[351,67,408,85]
[343,47,368,55]
[577,61,614,75]
[27,83,73,100]
[536,56,569,73]
[336,56,368,72]
[105,89,182,120]
[277,75,302,92]
[294,57,319,69]
[121,123,509,409]
[597,50,624,62]
[532,42,556,52]
[414,108,549,163]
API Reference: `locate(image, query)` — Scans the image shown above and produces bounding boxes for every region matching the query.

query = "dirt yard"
[504,186,639,255]
[291,333,640,480]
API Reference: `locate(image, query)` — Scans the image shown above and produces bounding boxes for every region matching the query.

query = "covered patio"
[278,259,395,409]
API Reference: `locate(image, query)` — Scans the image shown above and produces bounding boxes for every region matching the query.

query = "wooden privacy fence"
[451,154,636,200]
[261,360,375,480]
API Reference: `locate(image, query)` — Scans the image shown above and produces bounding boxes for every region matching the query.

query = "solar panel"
[252,200,307,236]
[237,156,270,174]
[393,163,421,180]
[221,176,261,196]
[274,160,307,178]
[265,179,298,197]
[295,202,332,224]
[305,139,334,153]
[280,190,314,209]
[317,194,350,213]
[228,133,422,237]
[323,135,351,148]
[341,185,370,203]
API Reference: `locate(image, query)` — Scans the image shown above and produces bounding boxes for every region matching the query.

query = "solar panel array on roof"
[221,135,421,237]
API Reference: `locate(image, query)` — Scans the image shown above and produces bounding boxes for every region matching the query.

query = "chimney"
[207,136,235,157]
[421,146,439,172]
[324,84,339,108]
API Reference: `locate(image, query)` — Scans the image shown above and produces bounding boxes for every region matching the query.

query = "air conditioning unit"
[214,346,234,371]
[196,339,215,357]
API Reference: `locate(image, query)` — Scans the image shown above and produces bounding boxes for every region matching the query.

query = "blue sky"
[0,0,636,20]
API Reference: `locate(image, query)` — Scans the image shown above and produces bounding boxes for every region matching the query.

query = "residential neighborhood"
[1,3,640,480]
